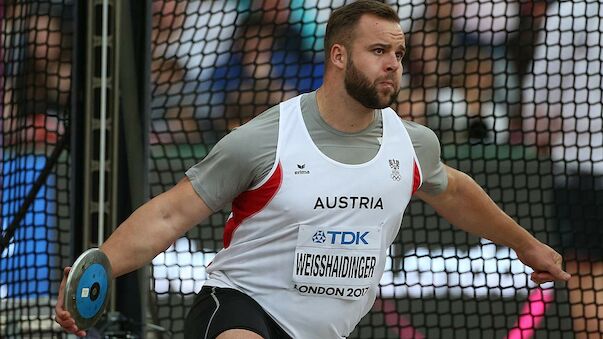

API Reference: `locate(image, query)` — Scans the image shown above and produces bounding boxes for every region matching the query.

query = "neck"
[316,83,376,133]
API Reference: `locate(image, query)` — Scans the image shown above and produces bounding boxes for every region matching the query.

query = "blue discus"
[64,248,113,330]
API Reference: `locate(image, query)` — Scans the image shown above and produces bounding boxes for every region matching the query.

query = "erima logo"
[295,163,310,175]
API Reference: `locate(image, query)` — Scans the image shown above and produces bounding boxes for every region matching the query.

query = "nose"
[384,52,400,73]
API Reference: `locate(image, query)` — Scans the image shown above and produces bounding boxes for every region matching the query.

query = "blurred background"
[1,0,601,338]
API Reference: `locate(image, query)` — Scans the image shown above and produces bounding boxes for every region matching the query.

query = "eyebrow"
[368,43,407,55]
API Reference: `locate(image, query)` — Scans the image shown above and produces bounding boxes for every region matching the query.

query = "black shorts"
[554,175,603,261]
[184,286,291,339]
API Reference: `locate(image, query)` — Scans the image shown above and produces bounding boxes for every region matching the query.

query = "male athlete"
[56,1,570,338]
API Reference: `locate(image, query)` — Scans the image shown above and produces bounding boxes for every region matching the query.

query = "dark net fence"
[2,0,601,338]
[1,1,73,338]
[147,1,602,338]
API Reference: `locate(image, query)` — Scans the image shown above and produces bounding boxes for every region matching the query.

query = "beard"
[344,59,399,109]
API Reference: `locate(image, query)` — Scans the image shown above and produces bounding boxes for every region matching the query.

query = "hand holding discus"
[55,248,113,336]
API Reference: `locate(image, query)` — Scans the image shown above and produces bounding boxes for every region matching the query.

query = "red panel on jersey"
[412,160,421,194]
[223,163,283,248]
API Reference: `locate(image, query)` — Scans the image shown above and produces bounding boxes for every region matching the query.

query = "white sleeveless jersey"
[205,95,422,338]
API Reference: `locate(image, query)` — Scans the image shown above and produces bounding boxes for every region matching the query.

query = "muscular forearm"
[417,166,537,251]
[100,199,182,277]
[419,165,570,283]
[99,178,212,278]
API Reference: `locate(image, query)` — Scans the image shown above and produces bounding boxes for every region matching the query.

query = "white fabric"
[204,95,421,338]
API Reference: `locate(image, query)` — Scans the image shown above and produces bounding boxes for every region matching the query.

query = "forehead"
[353,14,405,46]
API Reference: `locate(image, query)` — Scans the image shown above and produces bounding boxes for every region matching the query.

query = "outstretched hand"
[515,240,571,284]
[54,267,87,337]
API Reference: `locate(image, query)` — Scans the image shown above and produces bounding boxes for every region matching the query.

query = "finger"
[55,311,77,329]
[531,272,553,283]
[531,271,562,284]
[55,312,71,321]
[67,325,80,334]
[548,265,571,281]
[55,310,73,322]
[55,314,69,325]
[531,278,548,285]
[56,318,76,329]
[55,312,74,324]
[55,305,69,322]
[60,267,71,288]
[533,266,570,282]
[67,324,86,337]
[56,267,71,310]
[530,274,548,284]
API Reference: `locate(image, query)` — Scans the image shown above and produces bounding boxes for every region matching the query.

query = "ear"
[329,43,347,70]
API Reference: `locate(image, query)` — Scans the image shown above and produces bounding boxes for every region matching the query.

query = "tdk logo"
[312,230,326,243]
[295,163,310,175]
[315,231,370,245]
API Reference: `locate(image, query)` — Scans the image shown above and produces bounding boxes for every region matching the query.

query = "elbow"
[443,166,463,197]
[149,200,184,253]
[430,166,474,205]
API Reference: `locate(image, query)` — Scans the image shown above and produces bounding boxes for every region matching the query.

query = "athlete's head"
[324,0,406,109]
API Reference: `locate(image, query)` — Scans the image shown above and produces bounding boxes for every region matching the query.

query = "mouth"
[378,81,396,89]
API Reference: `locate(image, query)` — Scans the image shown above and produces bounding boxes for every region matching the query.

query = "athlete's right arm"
[100,176,212,277]
[55,176,212,335]
[56,105,278,335]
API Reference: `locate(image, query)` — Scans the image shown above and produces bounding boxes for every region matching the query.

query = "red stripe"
[412,160,421,194]
[223,163,283,248]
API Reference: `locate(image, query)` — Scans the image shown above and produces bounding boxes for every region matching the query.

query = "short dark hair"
[324,1,400,57]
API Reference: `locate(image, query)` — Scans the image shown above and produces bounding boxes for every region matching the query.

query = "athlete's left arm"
[415,165,571,284]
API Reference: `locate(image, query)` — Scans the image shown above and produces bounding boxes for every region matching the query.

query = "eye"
[395,52,404,61]
[374,48,384,55]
